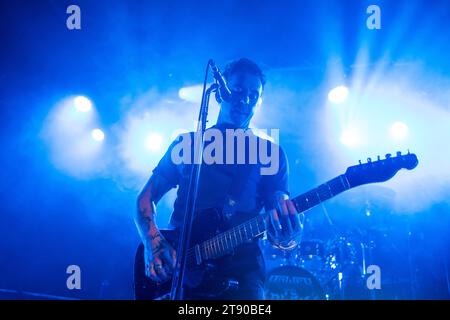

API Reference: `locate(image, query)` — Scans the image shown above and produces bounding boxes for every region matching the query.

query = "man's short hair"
[223,58,266,89]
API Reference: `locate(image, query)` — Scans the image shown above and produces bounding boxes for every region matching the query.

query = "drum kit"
[261,233,372,300]
[261,188,402,300]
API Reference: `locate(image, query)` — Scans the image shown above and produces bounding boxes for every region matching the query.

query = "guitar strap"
[222,163,254,221]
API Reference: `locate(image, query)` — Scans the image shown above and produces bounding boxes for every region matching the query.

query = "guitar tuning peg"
[385,153,392,159]
[397,151,402,157]
[367,157,372,163]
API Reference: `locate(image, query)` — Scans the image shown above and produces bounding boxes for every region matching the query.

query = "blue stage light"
[74,96,93,112]
[340,129,360,147]
[328,86,349,104]
[91,129,105,142]
[390,121,409,140]
[146,133,163,152]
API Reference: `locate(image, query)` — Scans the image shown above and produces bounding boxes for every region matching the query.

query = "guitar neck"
[291,174,351,213]
[194,174,352,262]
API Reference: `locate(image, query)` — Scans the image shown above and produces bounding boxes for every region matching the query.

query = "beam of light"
[328,86,349,104]
[340,129,360,147]
[252,128,276,143]
[146,133,163,152]
[74,96,93,112]
[390,121,409,140]
[322,57,450,214]
[91,128,105,142]
[178,85,205,103]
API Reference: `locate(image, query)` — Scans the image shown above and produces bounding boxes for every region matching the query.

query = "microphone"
[209,60,232,103]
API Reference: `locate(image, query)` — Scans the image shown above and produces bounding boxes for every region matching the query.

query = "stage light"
[328,86,349,104]
[340,129,359,147]
[390,121,409,140]
[42,98,105,178]
[146,133,163,152]
[91,129,105,142]
[74,96,93,112]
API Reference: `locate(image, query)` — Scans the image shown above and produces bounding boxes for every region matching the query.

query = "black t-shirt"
[150,125,289,279]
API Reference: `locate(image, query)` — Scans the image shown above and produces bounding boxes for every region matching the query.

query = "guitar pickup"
[194,244,202,265]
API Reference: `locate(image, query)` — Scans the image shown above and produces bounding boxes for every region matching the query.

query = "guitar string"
[177,166,403,264]
[207,186,334,256]
[196,164,411,260]
[199,219,260,260]
[186,177,346,261]
[199,183,337,258]
[175,165,400,264]
[207,180,339,249]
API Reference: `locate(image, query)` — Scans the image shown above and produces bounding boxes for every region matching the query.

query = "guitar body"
[134,208,239,300]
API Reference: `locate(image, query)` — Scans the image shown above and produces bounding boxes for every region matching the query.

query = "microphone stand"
[170,60,219,300]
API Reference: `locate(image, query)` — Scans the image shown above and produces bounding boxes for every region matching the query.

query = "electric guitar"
[134,151,418,300]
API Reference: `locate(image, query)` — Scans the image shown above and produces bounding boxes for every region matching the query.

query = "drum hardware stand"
[363,217,377,300]
[361,240,377,300]
[361,241,368,278]
[319,203,346,300]
[361,201,379,300]
[338,271,344,300]
[320,202,338,237]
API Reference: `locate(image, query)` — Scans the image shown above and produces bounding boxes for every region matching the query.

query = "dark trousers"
[185,272,265,300]
[185,246,266,300]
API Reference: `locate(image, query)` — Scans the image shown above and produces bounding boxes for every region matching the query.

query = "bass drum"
[264,266,326,300]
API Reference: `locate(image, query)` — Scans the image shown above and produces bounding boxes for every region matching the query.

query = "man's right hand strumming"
[144,232,177,283]
[136,175,177,283]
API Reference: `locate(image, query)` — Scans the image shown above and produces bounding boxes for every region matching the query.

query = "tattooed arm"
[135,175,176,283]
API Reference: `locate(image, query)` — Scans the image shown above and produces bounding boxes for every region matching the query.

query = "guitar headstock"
[345,151,418,188]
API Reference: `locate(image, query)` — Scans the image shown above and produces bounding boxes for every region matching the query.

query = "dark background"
[0,0,449,299]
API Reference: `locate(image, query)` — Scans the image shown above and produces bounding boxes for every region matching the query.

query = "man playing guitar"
[135,58,304,299]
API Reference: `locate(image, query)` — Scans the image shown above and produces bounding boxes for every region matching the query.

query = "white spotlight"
[340,129,359,147]
[328,86,349,104]
[146,133,163,152]
[74,96,93,112]
[390,121,409,140]
[91,129,105,141]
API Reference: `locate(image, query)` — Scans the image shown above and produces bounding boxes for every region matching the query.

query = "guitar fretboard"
[186,174,351,263]
[292,174,351,211]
